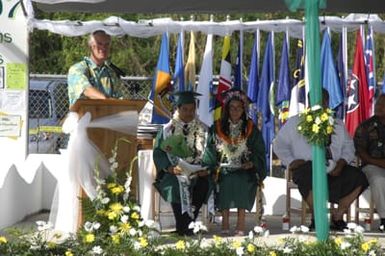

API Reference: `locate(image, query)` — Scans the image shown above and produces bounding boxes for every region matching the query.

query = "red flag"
[346,30,370,136]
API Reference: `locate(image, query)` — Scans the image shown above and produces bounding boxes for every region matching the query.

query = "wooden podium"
[70,99,146,227]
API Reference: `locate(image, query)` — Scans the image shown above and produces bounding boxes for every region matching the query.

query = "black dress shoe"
[308,219,315,231]
[331,219,347,231]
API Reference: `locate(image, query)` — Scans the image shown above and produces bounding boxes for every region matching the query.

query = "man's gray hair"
[88,30,111,47]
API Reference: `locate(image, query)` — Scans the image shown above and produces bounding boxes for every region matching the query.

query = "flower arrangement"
[297,105,335,145]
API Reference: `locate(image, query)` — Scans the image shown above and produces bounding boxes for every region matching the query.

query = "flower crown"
[223,90,250,109]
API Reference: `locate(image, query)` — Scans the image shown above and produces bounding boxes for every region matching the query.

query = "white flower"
[347,222,357,230]
[328,116,334,125]
[380,225,384,231]
[311,105,321,111]
[129,228,137,236]
[283,247,292,253]
[300,225,309,233]
[248,231,254,239]
[93,222,101,230]
[236,247,244,256]
[123,206,130,213]
[188,221,208,234]
[315,117,321,125]
[340,241,351,250]
[109,225,118,234]
[138,220,144,227]
[290,226,299,233]
[133,241,141,250]
[36,221,52,231]
[253,226,264,234]
[111,162,118,170]
[121,215,129,223]
[92,246,103,255]
[354,225,365,234]
[108,157,115,164]
[84,221,93,232]
[133,205,141,212]
[138,230,143,237]
[101,197,110,204]
[369,250,376,256]
[125,176,133,190]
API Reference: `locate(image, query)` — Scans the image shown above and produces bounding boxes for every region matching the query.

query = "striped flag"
[247,33,259,124]
[365,26,376,116]
[150,33,172,124]
[196,34,214,127]
[214,35,232,121]
[185,31,196,91]
[276,33,291,126]
[173,31,185,92]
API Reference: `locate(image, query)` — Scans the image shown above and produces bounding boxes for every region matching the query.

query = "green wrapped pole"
[285,0,329,240]
[305,0,329,240]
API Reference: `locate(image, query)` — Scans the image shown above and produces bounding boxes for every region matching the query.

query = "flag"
[346,30,370,136]
[196,34,214,127]
[247,33,259,124]
[365,26,376,116]
[382,74,385,94]
[150,33,172,124]
[335,33,346,119]
[233,32,243,89]
[320,30,343,111]
[257,32,275,172]
[173,31,185,92]
[214,35,232,121]
[288,39,306,117]
[276,33,291,127]
[185,31,196,91]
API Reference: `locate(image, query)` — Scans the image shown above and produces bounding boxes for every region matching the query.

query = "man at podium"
[67,30,125,107]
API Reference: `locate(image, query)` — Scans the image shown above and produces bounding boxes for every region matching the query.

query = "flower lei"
[297,105,335,145]
[215,119,253,163]
[171,110,206,163]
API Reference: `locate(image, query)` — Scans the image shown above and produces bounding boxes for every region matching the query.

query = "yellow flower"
[120,222,131,233]
[107,211,118,220]
[47,242,56,249]
[84,233,95,243]
[334,237,343,246]
[213,235,222,246]
[321,113,329,122]
[361,242,370,252]
[111,234,120,244]
[107,183,116,189]
[111,185,124,195]
[269,251,277,256]
[175,240,186,250]
[232,240,241,249]
[139,237,148,248]
[306,115,313,122]
[312,124,320,133]
[326,126,333,134]
[0,236,7,244]
[96,209,105,216]
[368,239,378,245]
[131,212,140,220]
[65,251,73,256]
[247,243,255,253]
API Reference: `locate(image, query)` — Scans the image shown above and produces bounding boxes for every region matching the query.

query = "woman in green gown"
[203,89,266,236]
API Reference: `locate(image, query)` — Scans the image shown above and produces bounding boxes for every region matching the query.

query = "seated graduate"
[202,89,266,236]
[153,91,213,236]
[354,95,385,231]
[273,89,368,231]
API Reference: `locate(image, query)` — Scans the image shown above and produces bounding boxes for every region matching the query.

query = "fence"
[28,74,153,154]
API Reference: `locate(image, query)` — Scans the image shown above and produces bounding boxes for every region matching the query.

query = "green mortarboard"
[173,91,202,105]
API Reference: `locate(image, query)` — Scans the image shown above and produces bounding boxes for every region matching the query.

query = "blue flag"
[321,30,343,111]
[234,40,242,89]
[174,32,185,92]
[257,32,275,173]
[150,33,172,124]
[382,74,385,95]
[365,27,376,116]
[335,33,346,119]
[276,33,291,127]
[247,34,259,124]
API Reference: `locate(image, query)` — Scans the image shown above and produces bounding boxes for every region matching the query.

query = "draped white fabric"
[48,110,138,233]
[28,14,384,38]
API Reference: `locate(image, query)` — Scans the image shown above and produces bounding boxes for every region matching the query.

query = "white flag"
[197,34,213,127]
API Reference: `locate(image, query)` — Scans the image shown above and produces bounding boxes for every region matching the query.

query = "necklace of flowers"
[216,119,253,161]
[171,111,206,162]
